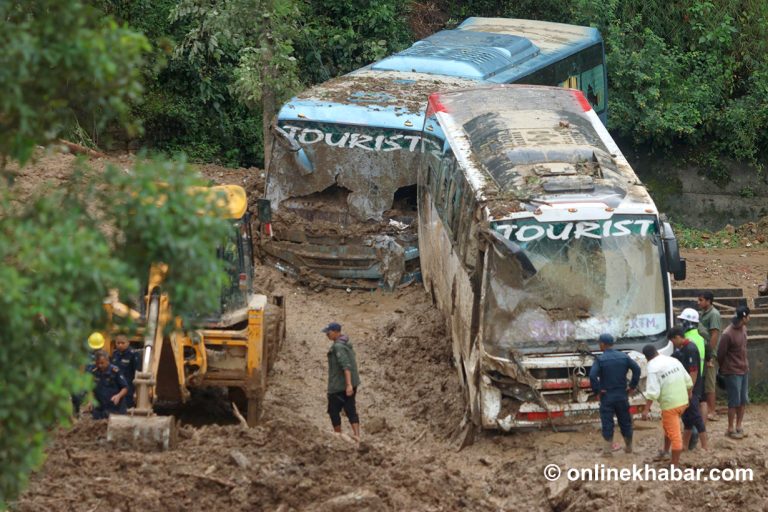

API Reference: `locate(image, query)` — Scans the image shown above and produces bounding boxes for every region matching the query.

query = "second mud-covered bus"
[263,18,608,288]
[417,85,686,428]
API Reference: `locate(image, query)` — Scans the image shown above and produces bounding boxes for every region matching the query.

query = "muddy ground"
[10,153,768,511]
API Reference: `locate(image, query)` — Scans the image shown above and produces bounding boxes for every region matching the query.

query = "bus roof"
[279,71,477,130]
[429,85,655,218]
[278,18,602,129]
[372,17,601,82]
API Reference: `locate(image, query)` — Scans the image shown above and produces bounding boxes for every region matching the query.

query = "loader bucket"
[107,414,178,451]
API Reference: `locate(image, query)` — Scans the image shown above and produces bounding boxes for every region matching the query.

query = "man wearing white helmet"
[678,308,708,419]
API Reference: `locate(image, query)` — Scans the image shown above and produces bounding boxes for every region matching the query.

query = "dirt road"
[15,253,768,511]
[10,153,768,510]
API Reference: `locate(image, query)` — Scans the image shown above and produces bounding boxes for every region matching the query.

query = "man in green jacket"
[323,322,361,440]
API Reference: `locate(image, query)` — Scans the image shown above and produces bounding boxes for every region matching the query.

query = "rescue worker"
[677,308,709,418]
[589,333,641,456]
[87,350,128,420]
[697,292,722,422]
[72,332,106,418]
[641,345,693,466]
[110,333,141,408]
[669,327,708,450]
[323,322,361,441]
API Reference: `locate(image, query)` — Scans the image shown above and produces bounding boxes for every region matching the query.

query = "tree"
[171,0,301,171]
[0,1,148,174]
[0,1,232,505]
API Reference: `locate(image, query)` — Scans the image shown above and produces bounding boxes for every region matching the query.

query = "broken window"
[483,215,666,356]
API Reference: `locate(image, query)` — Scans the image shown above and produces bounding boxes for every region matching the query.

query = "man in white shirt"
[641,344,693,466]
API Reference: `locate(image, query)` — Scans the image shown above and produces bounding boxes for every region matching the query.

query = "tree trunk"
[261,6,276,174]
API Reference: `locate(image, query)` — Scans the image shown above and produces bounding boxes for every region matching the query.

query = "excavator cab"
[100,185,285,450]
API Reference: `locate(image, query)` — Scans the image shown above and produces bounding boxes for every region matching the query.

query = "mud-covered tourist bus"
[263,18,608,288]
[417,85,686,428]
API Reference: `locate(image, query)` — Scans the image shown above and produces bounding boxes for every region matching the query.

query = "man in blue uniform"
[110,333,142,407]
[589,333,641,456]
[87,350,129,419]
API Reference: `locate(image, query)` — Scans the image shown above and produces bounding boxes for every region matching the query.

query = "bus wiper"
[486,229,537,278]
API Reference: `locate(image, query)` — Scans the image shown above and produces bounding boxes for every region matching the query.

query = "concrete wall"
[628,153,768,230]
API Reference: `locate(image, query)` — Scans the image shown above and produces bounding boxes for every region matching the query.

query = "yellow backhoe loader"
[94,185,285,450]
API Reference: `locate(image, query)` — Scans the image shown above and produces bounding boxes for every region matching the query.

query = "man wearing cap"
[697,292,722,421]
[718,306,751,438]
[86,350,129,419]
[322,322,361,440]
[589,333,641,455]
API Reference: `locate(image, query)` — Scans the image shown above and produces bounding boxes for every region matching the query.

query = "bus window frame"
[514,42,606,115]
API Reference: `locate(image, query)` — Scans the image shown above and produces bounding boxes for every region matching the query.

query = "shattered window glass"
[483,215,666,355]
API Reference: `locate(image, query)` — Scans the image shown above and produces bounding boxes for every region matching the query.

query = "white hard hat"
[678,308,699,323]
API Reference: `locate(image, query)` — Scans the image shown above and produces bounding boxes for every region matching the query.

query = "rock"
[230,449,250,469]
[319,489,383,511]
[365,416,389,434]
[725,224,736,234]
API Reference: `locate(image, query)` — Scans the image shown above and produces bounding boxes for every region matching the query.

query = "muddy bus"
[263,18,608,288]
[417,85,687,429]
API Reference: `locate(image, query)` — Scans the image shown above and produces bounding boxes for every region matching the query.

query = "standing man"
[323,322,361,440]
[589,333,641,455]
[669,327,708,450]
[641,345,692,466]
[111,333,142,407]
[718,306,750,439]
[87,350,129,420]
[677,308,708,418]
[698,292,722,421]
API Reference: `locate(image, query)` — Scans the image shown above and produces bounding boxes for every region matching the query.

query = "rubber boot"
[624,436,633,454]
[602,440,614,457]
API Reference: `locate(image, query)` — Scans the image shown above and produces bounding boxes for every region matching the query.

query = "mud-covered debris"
[319,489,383,512]
[229,449,250,469]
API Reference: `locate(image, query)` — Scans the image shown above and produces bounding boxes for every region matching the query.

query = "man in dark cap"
[718,306,751,438]
[322,322,361,440]
[589,333,641,456]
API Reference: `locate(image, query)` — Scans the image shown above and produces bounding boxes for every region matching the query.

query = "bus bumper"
[261,237,420,289]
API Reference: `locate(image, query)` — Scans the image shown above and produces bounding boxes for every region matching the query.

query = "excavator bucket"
[107,414,177,451]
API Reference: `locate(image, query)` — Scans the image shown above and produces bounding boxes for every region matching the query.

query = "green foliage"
[170,0,302,108]
[0,1,232,504]
[0,158,231,505]
[570,0,768,178]
[97,0,265,166]
[671,223,738,249]
[294,0,413,83]
[0,0,149,168]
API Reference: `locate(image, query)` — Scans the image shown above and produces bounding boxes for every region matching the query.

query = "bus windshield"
[483,215,666,355]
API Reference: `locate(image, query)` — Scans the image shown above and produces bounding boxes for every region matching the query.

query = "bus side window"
[580,64,605,113]
[456,181,474,264]
[444,174,456,228]
[450,173,462,240]
[437,157,452,216]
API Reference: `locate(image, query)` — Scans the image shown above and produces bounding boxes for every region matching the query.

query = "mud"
[11,153,768,511]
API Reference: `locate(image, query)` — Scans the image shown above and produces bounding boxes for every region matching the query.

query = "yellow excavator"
[95,185,285,450]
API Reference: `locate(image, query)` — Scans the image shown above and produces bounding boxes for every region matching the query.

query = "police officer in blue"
[87,350,129,419]
[110,333,142,408]
[589,333,641,456]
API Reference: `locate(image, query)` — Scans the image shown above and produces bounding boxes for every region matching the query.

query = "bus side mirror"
[272,125,314,175]
[661,221,686,281]
[484,228,537,279]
